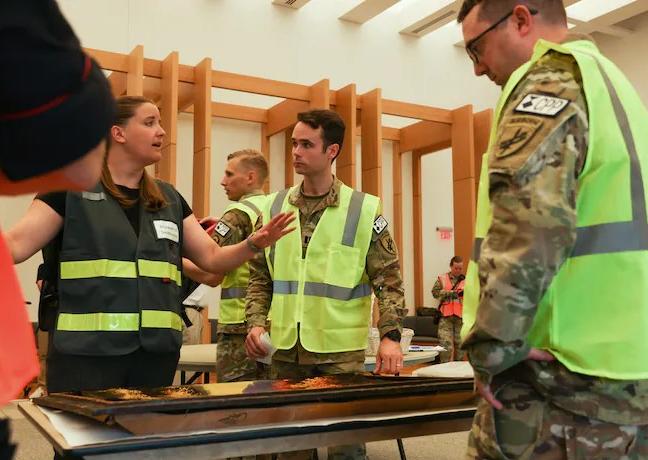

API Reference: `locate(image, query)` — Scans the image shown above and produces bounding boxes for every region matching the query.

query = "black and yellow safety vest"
[53,181,184,355]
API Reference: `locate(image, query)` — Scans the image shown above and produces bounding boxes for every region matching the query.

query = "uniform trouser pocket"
[467,381,544,460]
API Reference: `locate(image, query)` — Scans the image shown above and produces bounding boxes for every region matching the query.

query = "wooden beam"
[451,105,476,267]
[356,126,400,141]
[142,77,162,103]
[156,52,179,185]
[266,99,310,136]
[399,120,451,153]
[126,45,144,96]
[473,109,492,198]
[360,89,382,198]
[193,58,213,218]
[412,151,423,307]
[212,103,268,123]
[183,103,268,123]
[178,82,194,112]
[336,84,357,188]
[213,70,311,101]
[284,128,294,188]
[261,124,270,193]
[107,72,127,97]
[382,99,453,124]
[309,79,330,109]
[392,142,403,273]
[85,48,129,72]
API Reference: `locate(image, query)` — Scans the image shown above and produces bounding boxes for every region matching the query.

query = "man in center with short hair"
[245,109,406,460]
[184,149,269,383]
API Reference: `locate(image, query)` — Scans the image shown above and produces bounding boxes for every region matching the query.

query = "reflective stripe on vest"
[266,184,379,353]
[60,259,181,286]
[462,39,648,379]
[219,194,267,324]
[57,310,182,332]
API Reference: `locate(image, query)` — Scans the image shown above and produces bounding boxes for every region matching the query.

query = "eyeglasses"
[465,8,538,64]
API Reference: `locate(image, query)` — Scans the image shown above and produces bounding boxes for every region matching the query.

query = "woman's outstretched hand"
[250,212,296,248]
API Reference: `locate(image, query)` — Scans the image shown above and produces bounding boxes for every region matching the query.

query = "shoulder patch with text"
[514,94,570,117]
[373,215,388,235]
[215,221,231,238]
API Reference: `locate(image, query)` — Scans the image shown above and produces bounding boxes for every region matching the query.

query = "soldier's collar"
[290,177,341,207]
[241,190,265,200]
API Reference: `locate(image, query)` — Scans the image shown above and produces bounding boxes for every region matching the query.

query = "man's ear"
[327,144,340,162]
[247,169,257,186]
[512,4,534,36]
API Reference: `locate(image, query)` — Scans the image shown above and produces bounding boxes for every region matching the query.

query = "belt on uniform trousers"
[180,305,204,328]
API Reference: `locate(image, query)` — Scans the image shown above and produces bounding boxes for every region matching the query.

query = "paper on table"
[256,332,276,365]
[408,345,445,353]
[39,406,133,447]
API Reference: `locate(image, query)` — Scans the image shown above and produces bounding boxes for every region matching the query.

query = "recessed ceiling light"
[566,0,635,22]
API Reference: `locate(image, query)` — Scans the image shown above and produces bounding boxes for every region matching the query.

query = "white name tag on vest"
[153,220,180,243]
[515,94,569,117]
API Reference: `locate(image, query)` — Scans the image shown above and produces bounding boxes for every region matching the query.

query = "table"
[177,344,439,382]
[19,398,475,460]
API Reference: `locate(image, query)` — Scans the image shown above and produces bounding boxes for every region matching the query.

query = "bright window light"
[566,0,635,22]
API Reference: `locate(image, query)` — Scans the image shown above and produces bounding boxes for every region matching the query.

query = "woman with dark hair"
[5,96,293,395]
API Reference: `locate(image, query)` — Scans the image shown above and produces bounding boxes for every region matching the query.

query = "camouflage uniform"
[246,178,407,460]
[215,191,267,383]
[432,273,465,363]
[462,40,648,459]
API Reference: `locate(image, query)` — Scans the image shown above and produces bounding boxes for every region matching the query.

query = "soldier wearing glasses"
[458,0,648,458]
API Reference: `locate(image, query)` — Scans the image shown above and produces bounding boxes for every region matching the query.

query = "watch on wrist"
[383,330,401,342]
[246,234,263,253]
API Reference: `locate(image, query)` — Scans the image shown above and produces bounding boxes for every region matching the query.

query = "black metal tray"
[34,374,474,417]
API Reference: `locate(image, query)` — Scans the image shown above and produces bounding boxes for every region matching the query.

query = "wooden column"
[392,142,403,270]
[473,109,493,197]
[412,150,423,307]
[261,124,270,193]
[309,79,330,109]
[284,128,294,188]
[192,58,213,218]
[360,89,382,198]
[157,51,179,184]
[126,45,144,96]
[451,105,476,266]
[336,84,357,187]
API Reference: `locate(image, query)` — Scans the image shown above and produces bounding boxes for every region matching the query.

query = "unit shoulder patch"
[215,221,231,238]
[496,117,544,159]
[514,93,570,117]
[373,215,388,235]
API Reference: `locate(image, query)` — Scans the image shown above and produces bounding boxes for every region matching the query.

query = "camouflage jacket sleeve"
[462,52,589,385]
[245,218,272,330]
[213,209,252,247]
[431,276,456,303]
[366,214,407,337]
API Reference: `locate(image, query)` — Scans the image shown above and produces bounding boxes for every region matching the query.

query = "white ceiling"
[272,0,648,43]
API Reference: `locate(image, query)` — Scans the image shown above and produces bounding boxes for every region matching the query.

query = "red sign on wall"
[436,227,453,240]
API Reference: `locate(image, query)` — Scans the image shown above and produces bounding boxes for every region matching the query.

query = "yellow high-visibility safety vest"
[264,184,379,353]
[219,194,267,324]
[462,39,648,379]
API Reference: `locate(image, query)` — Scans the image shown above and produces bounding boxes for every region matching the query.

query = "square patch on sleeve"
[215,221,231,237]
[373,215,388,235]
[514,94,570,117]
